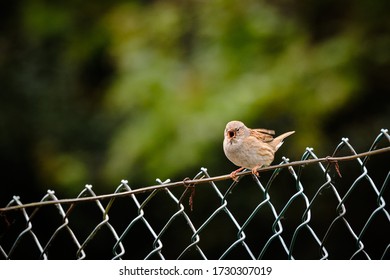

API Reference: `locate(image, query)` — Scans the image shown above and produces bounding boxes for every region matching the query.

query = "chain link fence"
[1,129,389,260]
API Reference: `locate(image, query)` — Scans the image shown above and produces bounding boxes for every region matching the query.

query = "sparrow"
[223,120,295,180]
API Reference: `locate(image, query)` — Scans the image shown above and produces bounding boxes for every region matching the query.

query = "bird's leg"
[251,165,263,177]
[230,167,245,181]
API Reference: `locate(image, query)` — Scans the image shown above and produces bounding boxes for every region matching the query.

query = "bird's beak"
[227,129,235,140]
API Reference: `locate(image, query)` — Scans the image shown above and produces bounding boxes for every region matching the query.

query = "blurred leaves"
[101,1,364,182]
[0,0,389,197]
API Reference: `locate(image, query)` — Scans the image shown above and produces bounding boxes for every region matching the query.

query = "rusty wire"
[0,128,389,259]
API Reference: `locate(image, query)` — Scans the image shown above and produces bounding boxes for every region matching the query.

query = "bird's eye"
[228,131,235,138]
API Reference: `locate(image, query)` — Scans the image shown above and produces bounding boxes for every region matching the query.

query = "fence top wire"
[0,128,389,260]
[1,146,389,212]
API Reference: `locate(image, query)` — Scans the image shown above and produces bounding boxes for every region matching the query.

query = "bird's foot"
[230,167,245,182]
[251,165,263,177]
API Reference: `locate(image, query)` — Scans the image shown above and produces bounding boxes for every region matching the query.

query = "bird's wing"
[250,128,275,143]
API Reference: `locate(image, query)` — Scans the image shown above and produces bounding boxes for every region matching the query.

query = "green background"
[1,0,389,259]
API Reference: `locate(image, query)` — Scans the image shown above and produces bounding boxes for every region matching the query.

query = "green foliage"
[101,1,363,183]
[0,0,388,195]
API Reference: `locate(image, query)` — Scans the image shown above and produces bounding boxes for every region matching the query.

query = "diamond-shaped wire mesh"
[0,129,389,259]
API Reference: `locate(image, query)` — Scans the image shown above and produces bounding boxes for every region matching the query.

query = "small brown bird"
[223,120,295,180]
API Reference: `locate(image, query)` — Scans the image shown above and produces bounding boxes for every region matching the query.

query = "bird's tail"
[273,131,295,151]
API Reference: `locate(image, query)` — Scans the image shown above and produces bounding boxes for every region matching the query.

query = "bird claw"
[230,172,240,182]
[229,166,262,181]
[251,166,261,177]
[230,167,244,181]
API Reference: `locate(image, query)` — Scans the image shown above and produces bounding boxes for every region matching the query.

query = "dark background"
[0,0,389,259]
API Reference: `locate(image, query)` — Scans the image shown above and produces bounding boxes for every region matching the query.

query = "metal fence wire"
[1,129,389,260]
